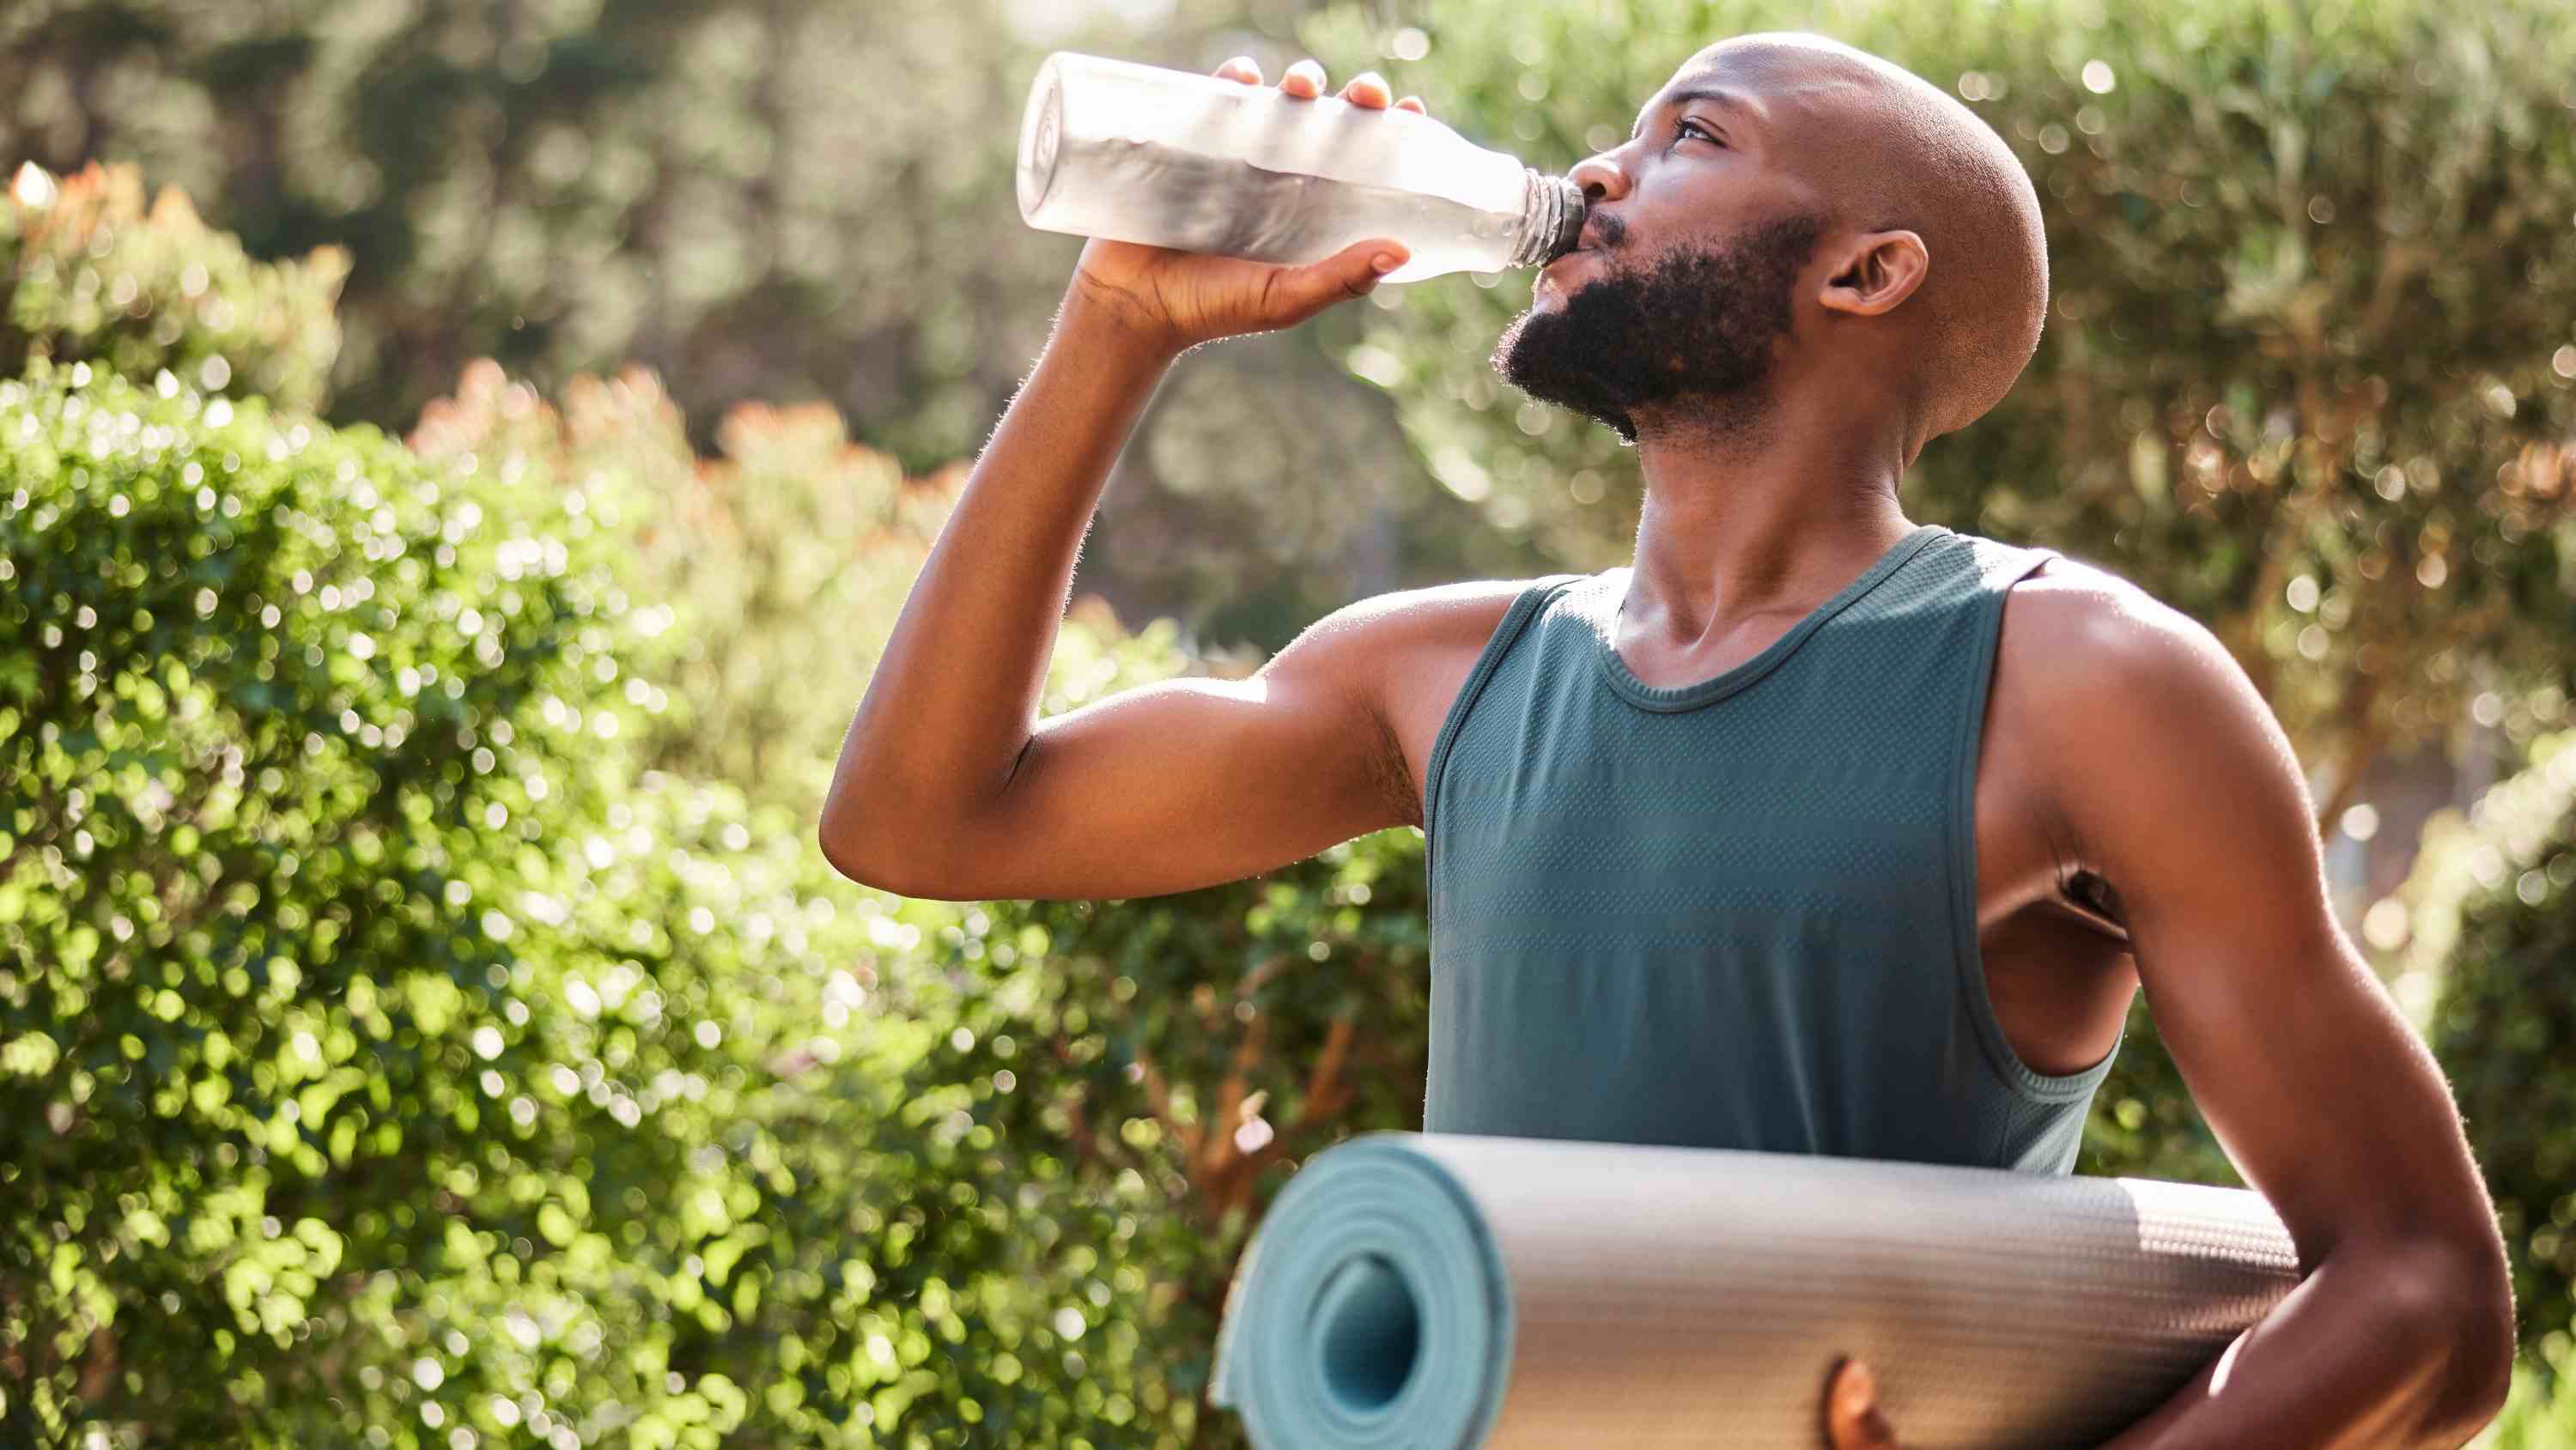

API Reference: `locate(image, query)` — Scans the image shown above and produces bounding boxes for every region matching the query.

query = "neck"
[1620,385,1916,646]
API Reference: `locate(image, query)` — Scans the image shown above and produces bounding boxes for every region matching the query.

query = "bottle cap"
[1515,173,1586,269]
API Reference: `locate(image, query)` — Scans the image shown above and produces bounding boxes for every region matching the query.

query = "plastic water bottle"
[1016,52,1585,286]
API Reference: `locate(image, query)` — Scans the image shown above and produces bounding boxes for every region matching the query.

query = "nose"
[1569,147,1633,205]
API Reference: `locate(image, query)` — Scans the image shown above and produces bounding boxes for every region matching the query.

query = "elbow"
[2387,1240,2518,1446]
[818,741,1030,895]
[817,807,870,886]
[2419,1326,2516,1450]
[2441,1286,2518,1447]
[817,816,872,888]
[817,800,902,893]
[817,799,960,900]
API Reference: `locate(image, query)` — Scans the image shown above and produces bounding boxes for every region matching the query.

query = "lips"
[1571,211,1622,257]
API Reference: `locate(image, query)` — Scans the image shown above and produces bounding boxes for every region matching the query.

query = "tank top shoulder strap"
[1962,532,2062,594]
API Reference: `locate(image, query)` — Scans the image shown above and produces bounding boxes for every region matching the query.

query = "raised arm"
[819,58,1433,901]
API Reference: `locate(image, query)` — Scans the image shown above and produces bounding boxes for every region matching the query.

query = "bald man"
[822,33,2512,1448]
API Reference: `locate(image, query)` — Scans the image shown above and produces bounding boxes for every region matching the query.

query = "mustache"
[1583,209,1630,252]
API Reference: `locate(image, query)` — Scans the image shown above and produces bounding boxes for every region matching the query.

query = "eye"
[1674,118,1723,148]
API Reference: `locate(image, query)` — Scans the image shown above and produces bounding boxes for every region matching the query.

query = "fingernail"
[1371,252,1401,274]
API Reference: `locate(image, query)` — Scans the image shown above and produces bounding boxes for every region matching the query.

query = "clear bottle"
[1016,52,1584,286]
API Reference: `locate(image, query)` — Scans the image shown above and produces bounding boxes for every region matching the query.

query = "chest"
[1388,568,2139,1083]
[1464,711,1969,944]
[1401,582,2102,932]
[1390,605,2073,937]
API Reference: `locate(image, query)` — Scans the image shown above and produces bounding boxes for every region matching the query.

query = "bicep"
[913,613,1406,902]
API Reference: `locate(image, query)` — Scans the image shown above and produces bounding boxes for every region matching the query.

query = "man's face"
[1490,55,1832,444]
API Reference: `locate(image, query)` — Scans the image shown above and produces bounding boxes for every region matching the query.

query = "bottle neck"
[1511,172,1585,270]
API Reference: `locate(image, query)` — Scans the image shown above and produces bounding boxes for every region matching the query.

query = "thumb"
[1268,240,1408,324]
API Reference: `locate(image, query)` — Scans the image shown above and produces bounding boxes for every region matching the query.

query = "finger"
[1823,1358,1857,1449]
[1214,56,1262,85]
[1280,58,1326,99]
[1269,239,1407,325]
[1823,1358,1902,1450]
[1394,94,1427,115]
[1339,70,1391,108]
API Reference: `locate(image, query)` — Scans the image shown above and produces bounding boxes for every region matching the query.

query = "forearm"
[2096,1243,2510,1450]
[823,287,1180,837]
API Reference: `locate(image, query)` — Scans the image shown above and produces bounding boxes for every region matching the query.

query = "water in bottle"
[1016,52,1584,286]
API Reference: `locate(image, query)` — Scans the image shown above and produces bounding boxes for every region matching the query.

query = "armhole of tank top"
[1419,575,1585,874]
[1947,545,2120,1105]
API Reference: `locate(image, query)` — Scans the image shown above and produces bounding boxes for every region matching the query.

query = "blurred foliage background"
[3,0,2574,1445]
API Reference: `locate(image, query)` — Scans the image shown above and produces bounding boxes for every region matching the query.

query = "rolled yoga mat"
[1208,1131,2303,1449]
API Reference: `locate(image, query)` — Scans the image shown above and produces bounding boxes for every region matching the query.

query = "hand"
[1824,1356,1911,1450]
[1068,57,1428,355]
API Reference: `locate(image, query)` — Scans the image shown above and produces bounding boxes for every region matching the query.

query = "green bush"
[866,822,1432,1446]
[3,163,345,415]
[404,360,978,826]
[404,355,1437,1446]
[0,358,920,1445]
[2476,1333,2576,1448]
[2430,732,2576,1362]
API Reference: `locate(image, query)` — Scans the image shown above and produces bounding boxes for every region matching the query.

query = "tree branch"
[1127,1047,1196,1164]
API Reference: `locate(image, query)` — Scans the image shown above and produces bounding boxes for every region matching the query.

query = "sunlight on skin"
[2210,1330,2250,1396]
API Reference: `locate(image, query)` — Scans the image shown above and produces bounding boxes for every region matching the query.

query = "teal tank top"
[1420,525,2120,1175]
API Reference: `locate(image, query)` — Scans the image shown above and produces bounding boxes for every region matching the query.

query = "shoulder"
[1990,554,2300,830]
[1993,553,2239,705]
[1259,576,1580,731]
[1271,577,1582,829]
[1281,575,1577,672]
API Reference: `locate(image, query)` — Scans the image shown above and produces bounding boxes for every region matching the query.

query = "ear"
[1818,230,1929,317]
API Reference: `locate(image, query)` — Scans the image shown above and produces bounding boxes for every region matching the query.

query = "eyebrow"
[1630,87,1755,143]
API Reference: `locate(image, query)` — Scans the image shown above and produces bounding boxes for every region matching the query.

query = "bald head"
[1675,33,2050,443]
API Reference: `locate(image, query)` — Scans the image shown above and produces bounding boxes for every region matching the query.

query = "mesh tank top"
[1419,524,2120,1175]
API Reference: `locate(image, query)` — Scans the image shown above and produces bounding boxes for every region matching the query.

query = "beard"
[1491,210,1827,445]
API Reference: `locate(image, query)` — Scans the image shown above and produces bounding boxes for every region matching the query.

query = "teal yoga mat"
[1209,1132,2302,1448]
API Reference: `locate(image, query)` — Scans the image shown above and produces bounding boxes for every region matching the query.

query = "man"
[820,32,2514,1447]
